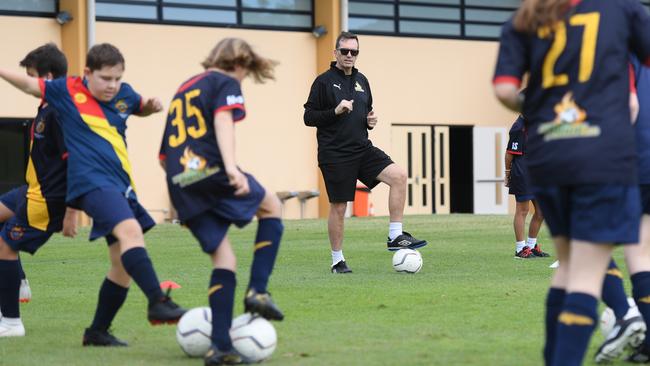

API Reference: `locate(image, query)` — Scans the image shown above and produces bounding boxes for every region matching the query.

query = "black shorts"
[319,146,393,203]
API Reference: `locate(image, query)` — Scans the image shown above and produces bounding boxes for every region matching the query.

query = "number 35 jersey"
[159,71,246,220]
[493,0,650,186]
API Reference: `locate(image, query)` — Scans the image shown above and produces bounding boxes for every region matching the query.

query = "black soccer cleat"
[531,244,551,257]
[331,260,352,274]
[82,328,128,347]
[386,231,427,251]
[627,342,650,363]
[147,295,187,325]
[204,345,243,366]
[595,314,645,363]
[244,288,284,321]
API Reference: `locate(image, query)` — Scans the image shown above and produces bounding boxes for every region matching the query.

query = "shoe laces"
[520,247,533,256]
[159,289,179,309]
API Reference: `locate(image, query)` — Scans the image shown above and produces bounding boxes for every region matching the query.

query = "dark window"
[0,0,56,17]
[349,0,518,41]
[96,0,313,32]
[0,119,30,193]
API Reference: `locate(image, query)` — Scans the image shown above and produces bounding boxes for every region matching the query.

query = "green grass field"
[0,214,633,365]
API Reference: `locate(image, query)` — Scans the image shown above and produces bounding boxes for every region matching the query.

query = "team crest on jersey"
[171,147,221,187]
[34,119,46,139]
[9,225,25,241]
[74,92,87,104]
[115,99,128,114]
[355,81,364,92]
[537,92,600,141]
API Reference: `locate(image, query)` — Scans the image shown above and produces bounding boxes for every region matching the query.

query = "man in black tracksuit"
[303,31,427,274]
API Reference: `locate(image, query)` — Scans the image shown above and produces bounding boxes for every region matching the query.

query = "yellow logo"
[114,99,128,113]
[537,92,600,141]
[355,81,365,92]
[558,311,594,326]
[74,92,87,104]
[180,147,207,172]
[171,147,220,188]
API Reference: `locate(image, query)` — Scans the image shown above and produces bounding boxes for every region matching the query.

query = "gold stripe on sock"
[558,311,594,326]
[254,241,272,252]
[606,268,624,279]
[638,295,650,304]
[208,284,223,296]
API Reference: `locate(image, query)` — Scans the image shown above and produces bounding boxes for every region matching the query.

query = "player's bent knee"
[258,192,282,218]
[394,166,407,183]
[113,219,145,246]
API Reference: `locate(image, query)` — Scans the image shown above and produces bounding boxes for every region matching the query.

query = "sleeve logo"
[226,95,244,106]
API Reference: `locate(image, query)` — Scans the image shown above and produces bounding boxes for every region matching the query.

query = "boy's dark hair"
[19,43,68,78]
[86,43,125,71]
[335,31,359,49]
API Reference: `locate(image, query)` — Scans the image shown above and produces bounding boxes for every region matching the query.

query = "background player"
[0,43,77,337]
[493,0,650,365]
[159,38,284,365]
[505,114,548,259]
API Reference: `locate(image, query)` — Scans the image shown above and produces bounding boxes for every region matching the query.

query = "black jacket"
[303,62,374,164]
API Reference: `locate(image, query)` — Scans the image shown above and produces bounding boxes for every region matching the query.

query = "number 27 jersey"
[494,0,650,186]
[159,71,246,220]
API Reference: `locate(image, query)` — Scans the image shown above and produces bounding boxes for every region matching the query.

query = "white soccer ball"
[230,313,277,363]
[392,249,423,273]
[600,297,639,336]
[176,307,212,357]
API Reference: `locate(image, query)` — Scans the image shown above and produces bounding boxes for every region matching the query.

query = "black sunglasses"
[338,48,359,56]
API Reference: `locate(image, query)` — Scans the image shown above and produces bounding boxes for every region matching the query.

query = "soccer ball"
[176,307,212,357]
[392,249,422,273]
[600,297,639,336]
[230,313,277,363]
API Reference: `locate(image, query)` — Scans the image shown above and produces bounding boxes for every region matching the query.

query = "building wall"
[0,16,62,117]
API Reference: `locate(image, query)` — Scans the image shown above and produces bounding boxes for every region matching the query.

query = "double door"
[391,126,449,214]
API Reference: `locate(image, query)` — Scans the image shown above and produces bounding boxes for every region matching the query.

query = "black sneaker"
[386,231,427,251]
[627,342,650,363]
[244,288,284,321]
[531,244,551,257]
[331,260,352,274]
[147,295,187,325]
[514,247,535,259]
[595,314,646,363]
[82,328,128,347]
[204,345,243,366]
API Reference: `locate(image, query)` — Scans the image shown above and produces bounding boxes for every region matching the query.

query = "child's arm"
[0,68,41,98]
[137,97,163,116]
[215,110,249,196]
